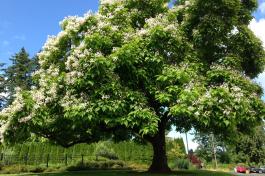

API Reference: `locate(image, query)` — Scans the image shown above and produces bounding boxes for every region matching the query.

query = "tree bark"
[148,121,171,173]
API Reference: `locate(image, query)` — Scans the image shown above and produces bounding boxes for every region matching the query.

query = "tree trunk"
[148,121,171,173]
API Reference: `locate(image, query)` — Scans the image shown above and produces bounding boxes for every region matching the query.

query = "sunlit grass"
[0,169,235,176]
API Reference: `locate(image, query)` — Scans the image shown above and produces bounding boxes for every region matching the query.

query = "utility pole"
[185,132,189,154]
[211,133,218,169]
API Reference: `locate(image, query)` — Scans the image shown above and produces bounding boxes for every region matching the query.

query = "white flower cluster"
[32,66,61,106]
[102,94,110,99]
[65,71,83,85]
[210,64,253,83]
[65,56,79,71]
[60,11,93,33]
[95,15,119,35]
[19,115,33,123]
[0,88,28,141]
[61,16,85,32]
[47,83,58,99]
[37,32,67,67]
[146,14,168,28]
[47,64,60,77]
[38,11,95,68]
[188,81,251,119]
[210,64,233,71]
[32,88,46,107]
[33,65,60,93]
[65,44,91,71]
[42,35,59,51]
[0,120,10,142]
[137,13,179,38]
[60,91,87,110]
[100,0,123,5]
[0,88,24,117]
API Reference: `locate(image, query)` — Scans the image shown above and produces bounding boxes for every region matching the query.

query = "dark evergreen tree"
[0,63,6,109]
[4,48,33,104]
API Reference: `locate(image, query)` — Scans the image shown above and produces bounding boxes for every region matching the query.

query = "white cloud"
[249,18,265,48]
[249,18,265,91]
[255,72,265,91]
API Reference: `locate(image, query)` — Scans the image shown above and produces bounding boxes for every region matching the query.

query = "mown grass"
[0,169,235,176]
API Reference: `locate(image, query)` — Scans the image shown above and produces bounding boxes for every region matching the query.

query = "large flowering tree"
[1,0,265,172]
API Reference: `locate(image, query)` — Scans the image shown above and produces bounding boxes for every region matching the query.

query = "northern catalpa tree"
[1,0,265,172]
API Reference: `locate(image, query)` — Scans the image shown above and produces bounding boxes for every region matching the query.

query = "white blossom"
[19,115,33,123]
[65,71,83,85]
[102,94,110,99]
[194,111,200,117]
[32,89,46,106]
[0,120,10,142]
[231,86,241,92]
[223,109,230,116]
[60,91,87,109]
[0,88,24,117]
[231,26,239,35]
[101,0,122,5]
[66,55,79,70]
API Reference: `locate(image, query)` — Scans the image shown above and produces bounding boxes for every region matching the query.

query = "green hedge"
[0,138,185,166]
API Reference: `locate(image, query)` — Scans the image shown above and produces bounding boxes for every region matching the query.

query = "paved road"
[232,172,265,176]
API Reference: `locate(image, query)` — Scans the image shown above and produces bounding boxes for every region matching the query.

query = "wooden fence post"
[46,154,50,168]
[81,154,84,166]
[24,154,28,165]
[65,154,68,166]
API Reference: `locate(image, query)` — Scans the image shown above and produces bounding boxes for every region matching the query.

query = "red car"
[235,166,247,173]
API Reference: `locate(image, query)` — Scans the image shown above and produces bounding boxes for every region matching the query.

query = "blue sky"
[0,0,98,64]
[0,0,265,151]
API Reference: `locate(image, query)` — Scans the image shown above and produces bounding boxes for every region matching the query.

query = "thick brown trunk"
[148,122,171,173]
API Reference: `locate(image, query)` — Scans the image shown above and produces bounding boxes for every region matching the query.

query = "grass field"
[0,170,235,176]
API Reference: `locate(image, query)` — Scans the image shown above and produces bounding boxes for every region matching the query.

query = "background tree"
[166,137,186,159]
[4,48,35,105]
[194,132,231,164]
[194,125,265,165]
[231,125,265,165]
[1,0,265,173]
[0,63,6,110]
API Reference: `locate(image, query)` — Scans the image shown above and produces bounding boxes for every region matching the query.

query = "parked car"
[258,166,265,173]
[235,166,247,173]
[249,166,261,173]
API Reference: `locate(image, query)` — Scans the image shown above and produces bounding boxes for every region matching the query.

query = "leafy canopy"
[0,0,265,146]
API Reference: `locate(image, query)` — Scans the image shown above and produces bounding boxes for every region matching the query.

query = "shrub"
[94,142,118,160]
[44,166,65,173]
[0,165,28,174]
[66,160,125,171]
[29,166,46,173]
[174,158,190,169]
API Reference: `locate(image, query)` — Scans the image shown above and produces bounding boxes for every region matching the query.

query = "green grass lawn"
[0,170,235,176]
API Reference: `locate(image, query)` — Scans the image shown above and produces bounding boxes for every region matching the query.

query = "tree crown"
[0,0,264,146]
